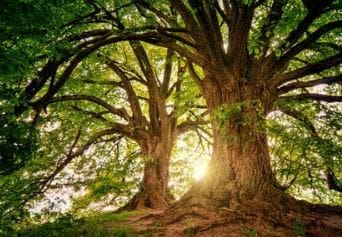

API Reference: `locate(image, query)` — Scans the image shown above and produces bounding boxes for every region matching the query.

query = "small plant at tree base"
[241,227,258,237]
[185,217,196,237]
[293,219,306,237]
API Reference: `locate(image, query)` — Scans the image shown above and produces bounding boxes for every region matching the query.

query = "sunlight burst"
[193,163,207,181]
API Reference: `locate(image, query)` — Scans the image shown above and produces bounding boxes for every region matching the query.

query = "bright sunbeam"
[193,163,207,181]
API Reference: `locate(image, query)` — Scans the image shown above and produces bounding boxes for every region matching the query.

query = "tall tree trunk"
[186,72,291,208]
[124,135,174,210]
[139,73,342,236]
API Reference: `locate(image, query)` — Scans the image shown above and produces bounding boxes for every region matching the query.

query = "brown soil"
[120,199,342,237]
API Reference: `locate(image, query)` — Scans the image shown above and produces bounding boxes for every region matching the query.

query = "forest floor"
[116,202,342,237]
[15,202,342,237]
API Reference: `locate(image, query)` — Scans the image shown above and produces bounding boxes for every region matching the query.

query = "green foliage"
[0,0,89,79]
[13,211,140,237]
[0,172,44,230]
[214,100,265,128]
[15,214,84,237]
[174,74,201,117]
[268,100,342,204]
[114,225,136,237]
[0,115,39,175]
[214,102,246,127]
[241,227,258,237]
[185,217,196,237]
[293,219,306,237]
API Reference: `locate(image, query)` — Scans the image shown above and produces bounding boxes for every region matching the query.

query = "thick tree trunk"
[123,135,175,210]
[197,109,280,207]
[181,72,293,208]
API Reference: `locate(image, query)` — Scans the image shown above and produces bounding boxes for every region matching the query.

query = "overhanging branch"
[276,20,342,68]
[42,95,131,121]
[277,75,342,95]
[272,52,342,87]
[279,93,342,102]
[177,120,209,135]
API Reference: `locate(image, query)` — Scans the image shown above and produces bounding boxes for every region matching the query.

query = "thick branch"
[281,0,333,51]
[65,29,111,42]
[42,95,131,121]
[279,93,342,102]
[156,39,204,65]
[130,41,167,132]
[177,120,208,135]
[106,60,145,126]
[276,20,342,68]
[161,49,174,95]
[157,27,197,49]
[228,1,254,71]
[169,0,203,44]
[278,75,342,95]
[272,52,342,87]
[188,0,224,57]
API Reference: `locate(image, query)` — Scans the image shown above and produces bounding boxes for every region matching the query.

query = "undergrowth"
[2,211,142,237]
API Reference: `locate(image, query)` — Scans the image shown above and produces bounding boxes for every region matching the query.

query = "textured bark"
[175,70,292,210]
[124,136,174,210]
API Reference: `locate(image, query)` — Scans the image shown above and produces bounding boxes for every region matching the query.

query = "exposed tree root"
[125,192,342,237]
[117,190,172,211]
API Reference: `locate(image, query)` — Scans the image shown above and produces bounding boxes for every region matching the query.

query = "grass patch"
[293,219,306,237]
[12,211,143,237]
[241,227,258,237]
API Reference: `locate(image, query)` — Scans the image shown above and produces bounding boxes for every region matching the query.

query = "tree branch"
[279,93,342,102]
[169,0,203,43]
[277,75,342,95]
[69,105,112,123]
[81,79,123,87]
[275,20,342,68]
[177,120,208,135]
[280,0,333,51]
[20,32,167,115]
[214,0,231,26]
[188,63,203,89]
[43,95,131,121]
[161,49,175,95]
[272,52,342,87]
[106,60,146,126]
[40,129,121,191]
[259,0,289,56]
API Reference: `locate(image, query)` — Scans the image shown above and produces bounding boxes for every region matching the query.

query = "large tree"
[68,0,342,234]
[42,42,207,209]
[87,0,342,200]
[2,0,341,235]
